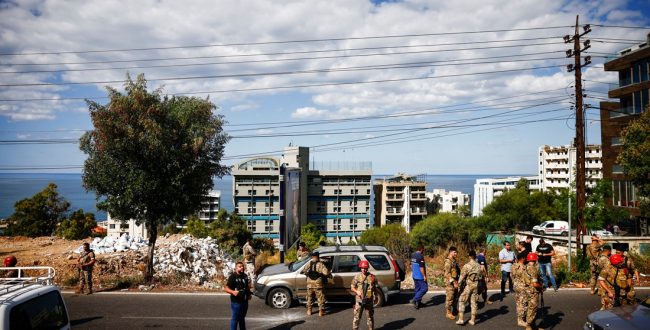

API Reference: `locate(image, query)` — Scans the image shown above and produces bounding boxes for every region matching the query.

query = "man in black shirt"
[225,261,251,330]
[535,238,558,291]
[524,236,533,255]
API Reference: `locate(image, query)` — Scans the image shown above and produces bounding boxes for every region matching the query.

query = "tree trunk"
[145,224,158,283]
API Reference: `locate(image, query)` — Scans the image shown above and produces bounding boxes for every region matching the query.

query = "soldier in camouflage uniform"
[301,251,330,316]
[444,246,460,320]
[456,250,484,326]
[78,242,96,295]
[597,245,612,282]
[586,234,603,294]
[598,254,634,310]
[242,238,257,288]
[511,252,529,327]
[616,249,638,301]
[523,253,542,330]
[351,260,377,330]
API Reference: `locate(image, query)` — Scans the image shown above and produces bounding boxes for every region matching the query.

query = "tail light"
[389,256,400,281]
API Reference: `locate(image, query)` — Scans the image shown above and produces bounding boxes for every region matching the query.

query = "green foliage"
[209,211,252,257]
[555,254,590,284]
[160,222,181,236]
[618,107,650,216]
[183,216,209,238]
[6,183,70,237]
[359,223,411,260]
[300,223,322,250]
[253,237,276,255]
[628,250,650,274]
[410,213,486,252]
[57,209,97,240]
[584,179,629,229]
[79,74,230,280]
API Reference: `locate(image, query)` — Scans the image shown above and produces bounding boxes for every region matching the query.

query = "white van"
[1,266,70,330]
[532,220,570,236]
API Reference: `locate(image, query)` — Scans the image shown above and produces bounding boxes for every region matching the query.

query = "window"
[335,255,360,273]
[612,164,624,174]
[264,220,273,232]
[109,224,115,229]
[9,290,69,330]
[364,254,391,270]
[247,220,255,231]
[333,219,341,230]
[351,219,358,230]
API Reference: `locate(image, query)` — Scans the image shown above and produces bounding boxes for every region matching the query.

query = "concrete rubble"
[72,234,236,286]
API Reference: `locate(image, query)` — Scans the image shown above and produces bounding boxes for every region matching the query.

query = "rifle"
[613,268,622,307]
[358,274,369,317]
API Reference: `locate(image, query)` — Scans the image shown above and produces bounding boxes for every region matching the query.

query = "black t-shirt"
[226,272,250,304]
[524,242,532,255]
[536,244,554,263]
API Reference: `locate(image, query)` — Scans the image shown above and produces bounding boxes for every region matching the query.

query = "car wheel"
[268,287,292,309]
[372,288,385,308]
[561,231,568,236]
[540,231,545,236]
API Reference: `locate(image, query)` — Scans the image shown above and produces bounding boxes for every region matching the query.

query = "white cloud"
[230,102,259,112]
[291,107,330,118]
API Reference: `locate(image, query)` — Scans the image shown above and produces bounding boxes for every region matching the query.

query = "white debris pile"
[73,234,149,254]
[152,235,236,285]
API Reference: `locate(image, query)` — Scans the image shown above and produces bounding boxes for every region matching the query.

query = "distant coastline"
[0,173,526,220]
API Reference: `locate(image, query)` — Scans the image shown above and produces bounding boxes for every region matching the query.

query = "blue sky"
[0,0,649,174]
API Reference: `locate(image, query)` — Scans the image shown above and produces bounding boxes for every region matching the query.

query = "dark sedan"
[584,296,650,330]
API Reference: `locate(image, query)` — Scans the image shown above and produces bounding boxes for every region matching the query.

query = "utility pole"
[564,15,591,250]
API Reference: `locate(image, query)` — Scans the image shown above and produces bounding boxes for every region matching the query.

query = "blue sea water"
[0,173,515,220]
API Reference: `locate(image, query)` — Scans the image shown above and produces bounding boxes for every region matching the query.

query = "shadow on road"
[476,305,509,324]
[266,320,306,330]
[376,317,415,330]
[422,293,445,307]
[70,316,103,326]
[537,306,565,329]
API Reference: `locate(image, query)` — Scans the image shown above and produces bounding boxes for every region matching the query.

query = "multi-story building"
[599,34,649,224]
[233,146,372,243]
[197,190,221,222]
[472,176,540,217]
[426,189,470,214]
[538,144,602,191]
[373,174,427,232]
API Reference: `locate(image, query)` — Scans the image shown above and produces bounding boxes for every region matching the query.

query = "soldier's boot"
[77,286,84,294]
[446,311,456,320]
[306,308,312,316]
[455,315,465,325]
[517,318,527,327]
[87,289,93,295]
[468,315,476,325]
[319,309,325,316]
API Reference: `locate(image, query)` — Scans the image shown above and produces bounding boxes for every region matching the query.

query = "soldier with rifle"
[598,254,634,310]
[351,260,378,330]
[456,250,484,326]
[301,251,330,316]
[444,246,461,320]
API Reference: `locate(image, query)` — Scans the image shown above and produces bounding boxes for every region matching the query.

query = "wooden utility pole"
[564,15,591,248]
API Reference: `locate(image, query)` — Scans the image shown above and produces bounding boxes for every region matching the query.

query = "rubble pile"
[75,234,149,254]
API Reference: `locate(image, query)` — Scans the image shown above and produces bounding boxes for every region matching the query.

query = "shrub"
[58,209,97,240]
[410,213,486,252]
[183,216,209,238]
[359,223,410,261]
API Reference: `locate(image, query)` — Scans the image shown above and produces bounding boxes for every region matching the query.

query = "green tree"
[209,212,252,257]
[6,183,70,237]
[184,215,209,238]
[584,179,629,229]
[410,213,486,252]
[300,223,322,250]
[618,106,650,216]
[80,74,230,281]
[57,209,97,240]
[359,223,410,260]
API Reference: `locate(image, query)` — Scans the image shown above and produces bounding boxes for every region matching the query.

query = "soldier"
[444,246,460,320]
[300,251,330,316]
[351,260,377,330]
[476,247,491,305]
[587,234,604,294]
[598,245,612,278]
[523,253,543,330]
[511,251,529,327]
[616,249,639,300]
[598,254,634,309]
[2,255,18,278]
[456,250,483,326]
[78,242,96,295]
[297,242,311,260]
[242,238,257,287]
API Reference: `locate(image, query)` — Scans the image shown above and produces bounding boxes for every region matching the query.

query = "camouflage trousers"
[515,289,528,323]
[457,282,478,318]
[600,294,613,310]
[245,262,256,287]
[352,299,374,330]
[526,290,539,326]
[445,283,458,314]
[601,288,636,309]
[306,287,325,312]
[79,269,92,292]
[589,262,599,291]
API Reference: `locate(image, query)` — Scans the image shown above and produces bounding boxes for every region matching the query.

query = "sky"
[0,0,649,175]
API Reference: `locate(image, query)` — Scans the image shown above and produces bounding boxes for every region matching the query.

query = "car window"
[335,255,360,273]
[290,257,311,271]
[365,254,391,271]
[546,223,554,228]
[9,290,69,330]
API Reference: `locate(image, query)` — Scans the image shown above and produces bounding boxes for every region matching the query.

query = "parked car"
[584,296,649,330]
[592,229,614,238]
[254,245,404,309]
[1,266,70,330]
[532,220,570,236]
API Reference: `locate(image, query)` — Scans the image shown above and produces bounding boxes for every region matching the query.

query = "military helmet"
[3,255,17,267]
[526,252,538,262]
[359,260,370,269]
[609,254,624,266]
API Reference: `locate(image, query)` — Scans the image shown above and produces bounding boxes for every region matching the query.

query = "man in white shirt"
[498,241,515,299]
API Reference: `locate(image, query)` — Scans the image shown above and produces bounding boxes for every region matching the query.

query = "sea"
[0,173,517,220]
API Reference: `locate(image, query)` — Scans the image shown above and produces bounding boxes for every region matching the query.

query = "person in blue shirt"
[477,247,492,305]
[411,245,427,309]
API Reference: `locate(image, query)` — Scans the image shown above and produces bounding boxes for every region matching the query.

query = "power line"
[591,24,650,29]
[0,26,574,56]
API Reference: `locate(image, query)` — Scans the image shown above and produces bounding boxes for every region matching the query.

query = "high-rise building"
[538,144,602,191]
[472,176,540,217]
[373,174,427,232]
[426,189,470,214]
[599,33,649,223]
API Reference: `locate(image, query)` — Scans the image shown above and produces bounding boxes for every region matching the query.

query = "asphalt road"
[64,288,649,329]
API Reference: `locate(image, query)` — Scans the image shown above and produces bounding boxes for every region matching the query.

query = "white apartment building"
[426,189,470,214]
[538,144,602,191]
[472,176,540,217]
[373,174,427,232]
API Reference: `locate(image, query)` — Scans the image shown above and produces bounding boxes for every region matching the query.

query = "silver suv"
[254,245,404,309]
[1,266,70,330]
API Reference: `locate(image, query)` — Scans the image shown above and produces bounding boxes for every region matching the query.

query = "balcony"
[410,194,427,201]
[387,208,404,215]
[410,207,427,215]
[386,194,404,201]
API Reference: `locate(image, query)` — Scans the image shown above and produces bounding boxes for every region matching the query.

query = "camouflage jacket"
[444,257,460,284]
[243,243,256,263]
[524,262,541,293]
[78,249,95,271]
[586,243,602,263]
[597,254,611,273]
[458,259,483,286]
[511,262,527,292]
[301,260,330,288]
[598,264,629,297]
[351,272,377,301]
